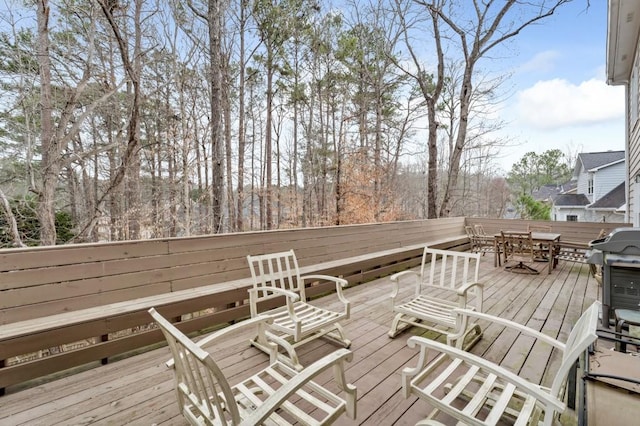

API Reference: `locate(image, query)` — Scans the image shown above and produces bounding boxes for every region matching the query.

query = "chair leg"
[505,262,539,275]
[321,323,352,348]
[388,313,416,338]
[448,323,483,350]
[250,332,303,371]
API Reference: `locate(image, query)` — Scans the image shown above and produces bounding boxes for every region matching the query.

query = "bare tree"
[394,0,570,218]
[72,0,146,241]
[426,0,571,217]
[35,0,122,244]
[35,0,56,244]
[208,0,225,233]
[235,0,250,231]
[393,0,444,218]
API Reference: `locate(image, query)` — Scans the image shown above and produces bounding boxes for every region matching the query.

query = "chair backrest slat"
[248,250,305,304]
[474,224,487,236]
[419,248,480,293]
[465,225,477,238]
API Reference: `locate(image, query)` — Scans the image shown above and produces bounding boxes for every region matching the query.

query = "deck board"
[0,254,599,425]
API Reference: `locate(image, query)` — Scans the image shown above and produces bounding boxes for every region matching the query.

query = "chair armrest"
[165,315,275,368]
[403,336,565,412]
[301,274,348,288]
[389,270,420,303]
[243,348,357,425]
[193,315,273,350]
[248,286,302,324]
[456,281,483,296]
[455,282,484,313]
[247,286,301,302]
[390,270,419,283]
[301,275,350,314]
[451,308,565,351]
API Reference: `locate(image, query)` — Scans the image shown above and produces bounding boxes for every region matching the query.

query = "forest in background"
[0,0,575,247]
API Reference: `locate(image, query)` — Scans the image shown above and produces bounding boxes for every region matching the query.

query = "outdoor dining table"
[493,231,561,274]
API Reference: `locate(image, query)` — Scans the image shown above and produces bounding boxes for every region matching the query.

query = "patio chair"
[247,249,351,370]
[402,301,600,426]
[388,247,483,349]
[528,224,554,261]
[501,230,539,274]
[148,308,357,425]
[473,224,499,260]
[465,225,480,253]
[474,224,485,234]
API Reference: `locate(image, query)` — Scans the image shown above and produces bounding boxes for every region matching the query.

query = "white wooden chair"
[148,308,357,425]
[388,247,483,349]
[402,301,601,426]
[247,249,351,370]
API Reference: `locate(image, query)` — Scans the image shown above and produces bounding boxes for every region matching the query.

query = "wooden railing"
[0,218,467,393]
[464,218,629,243]
[2,217,629,393]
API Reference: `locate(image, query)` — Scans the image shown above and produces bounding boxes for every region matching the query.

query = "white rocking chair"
[389,247,483,349]
[149,308,357,425]
[247,250,351,370]
[402,301,600,426]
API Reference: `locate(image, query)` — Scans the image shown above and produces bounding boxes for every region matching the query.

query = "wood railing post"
[101,334,109,365]
[0,358,5,396]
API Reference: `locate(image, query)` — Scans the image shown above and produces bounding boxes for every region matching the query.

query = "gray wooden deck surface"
[0,255,599,425]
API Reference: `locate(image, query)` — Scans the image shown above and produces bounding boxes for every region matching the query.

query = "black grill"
[587,228,640,325]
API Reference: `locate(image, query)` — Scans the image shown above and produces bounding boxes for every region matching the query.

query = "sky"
[492,1,625,173]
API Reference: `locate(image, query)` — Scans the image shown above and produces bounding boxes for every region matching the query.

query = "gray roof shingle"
[589,182,626,209]
[553,193,591,207]
[577,151,625,171]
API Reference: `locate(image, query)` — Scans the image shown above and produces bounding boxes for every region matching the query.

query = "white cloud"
[515,78,625,130]
[518,50,561,74]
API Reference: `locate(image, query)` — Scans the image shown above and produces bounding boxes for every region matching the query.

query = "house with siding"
[552,151,626,222]
[606,0,640,225]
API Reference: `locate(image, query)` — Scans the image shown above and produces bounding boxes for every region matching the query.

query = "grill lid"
[589,228,640,255]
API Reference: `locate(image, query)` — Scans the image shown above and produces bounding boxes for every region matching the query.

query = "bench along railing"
[0,218,467,393]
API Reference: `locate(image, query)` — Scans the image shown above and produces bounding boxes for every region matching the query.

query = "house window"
[587,178,593,195]
[566,215,578,222]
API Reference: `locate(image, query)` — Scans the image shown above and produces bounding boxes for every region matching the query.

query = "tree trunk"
[126,0,143,239]
[168,137,177,236]
[0,188,26,247]
[439,66,472,217]
[222,48,234,231]
[36,0,57,245]
[209,0,224,233]
[236,8,246,231]
[265,49,274,229]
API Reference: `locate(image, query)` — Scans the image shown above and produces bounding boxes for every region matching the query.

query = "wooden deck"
[0,255,600,425]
